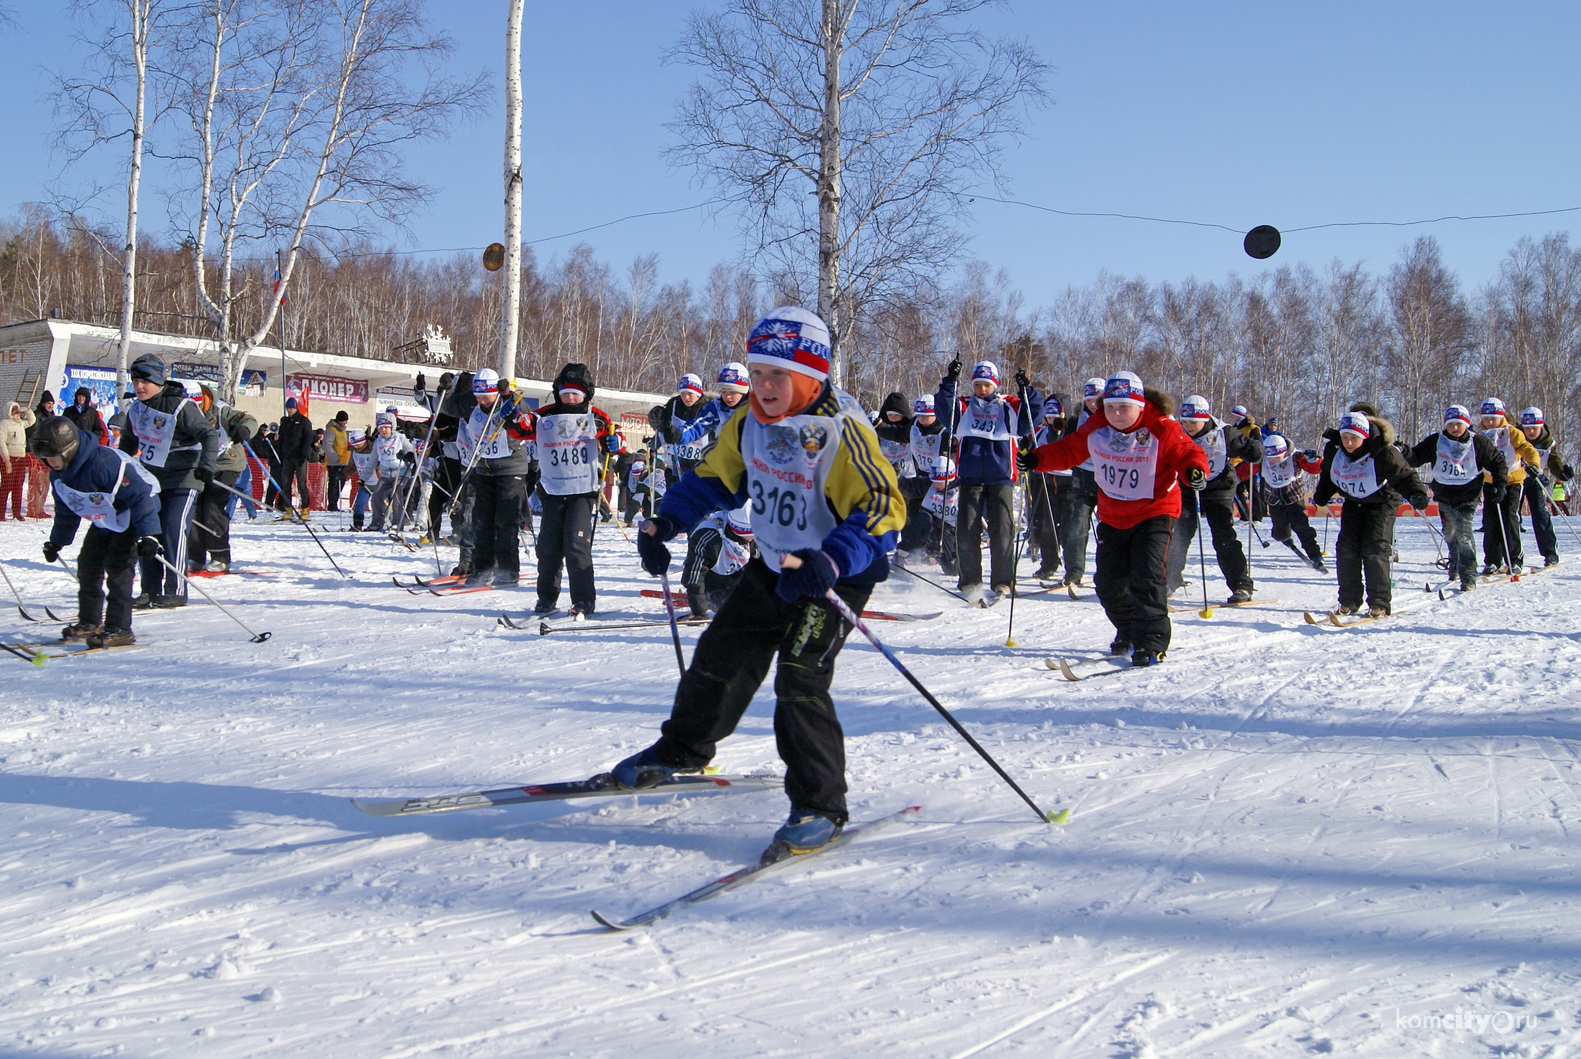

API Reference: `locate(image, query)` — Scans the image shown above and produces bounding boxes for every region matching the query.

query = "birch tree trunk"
[499,0,524,380]
[818,0,843,385]
[116,0,153,402]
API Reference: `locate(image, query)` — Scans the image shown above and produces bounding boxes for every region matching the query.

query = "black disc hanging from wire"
[1244,225,1281,259]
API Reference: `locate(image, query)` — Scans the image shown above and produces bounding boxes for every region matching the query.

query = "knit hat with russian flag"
[1339,412,1372,439]
[971,361,1000,388]
[677,373,705,396]
[1179,394,1211,421]
[745,306,832,382]
[913,394,935,416]
[1103,371,1145,408]
[1264,433,1290,459]
[1083,377,1106,400]
[716,362,750,394]
[1444,404,1472,427]
[1480,397,1506,418]
[1520,406,1543,427]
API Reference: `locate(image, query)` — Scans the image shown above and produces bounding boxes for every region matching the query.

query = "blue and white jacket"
[49,425,162,549]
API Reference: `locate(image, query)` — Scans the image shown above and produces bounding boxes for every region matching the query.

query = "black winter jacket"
[1408,429,1507,506]
[1313,416,1427,508]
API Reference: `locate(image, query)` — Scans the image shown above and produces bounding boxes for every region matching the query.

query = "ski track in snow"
[4,511,1581,1056]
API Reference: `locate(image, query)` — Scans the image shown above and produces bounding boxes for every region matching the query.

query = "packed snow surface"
[3,510,1580,1057]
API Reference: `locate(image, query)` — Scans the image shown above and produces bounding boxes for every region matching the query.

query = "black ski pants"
[1060,478,1095,585]
[79,525,137,632]
[1336,500,1396,611]
[1270,501,1322,562]
[189,469,239,568]
[1095,514,1174,654]
[1027,474,1062,574]
[1438,498,1478,584]
[140,486,195,599]
[898,476,932,552]
[1482,482,1524,570]
[955,481,1015,590]
[470,473,525,580]
[428,456,461,539]
[1524,476,1559,563]
[1167,492,1251,594]
[535,490,596,609]
[278,459,310,511]
[654,558,871,826]
[325,464,348,511]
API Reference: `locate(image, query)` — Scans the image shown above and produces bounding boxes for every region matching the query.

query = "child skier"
[1018,371,1209,666]
[922,456,960,576]
[1517,407,1573,567]
[1166,395,1263,604]
[33,417,164,648]
[1407,405,1507,591]
[1476,398,1538,574]
[619,306,904,862]
[1312,411,1429,616]
[1259,434,1326,571]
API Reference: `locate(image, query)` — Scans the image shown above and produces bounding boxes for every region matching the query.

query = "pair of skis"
[635,589,941,624]
[393,574,534,597]
[348,770,917,931]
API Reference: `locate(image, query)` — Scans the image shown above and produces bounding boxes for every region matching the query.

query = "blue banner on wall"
[59,365,122,416]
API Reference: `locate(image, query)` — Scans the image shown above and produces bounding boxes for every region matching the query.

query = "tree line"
[3,210,1576,452]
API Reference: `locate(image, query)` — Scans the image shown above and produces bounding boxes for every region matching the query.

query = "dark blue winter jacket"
[933,375,1041,485]
[49,426,163,549]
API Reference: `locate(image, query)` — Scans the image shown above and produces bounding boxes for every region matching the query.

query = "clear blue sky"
[3,1,1577,305]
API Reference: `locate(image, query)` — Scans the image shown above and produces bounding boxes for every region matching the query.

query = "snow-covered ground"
[3,505,1580,1057]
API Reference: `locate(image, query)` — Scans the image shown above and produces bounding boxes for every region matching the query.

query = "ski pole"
[1,638,46,666]
[809,574,1065,826]
[659,568,686,677]
[0,558,64,622]
[239,444,351,579]
[1420,508,1447,567]
[53,554,79,585]
[152,553,271,642]
[1196,493,1214,619]
[1005,480,1024,647]
[395,379,454,532]
[1490,484,1521,580]
[892,563,975,605]
[214,472,348,580]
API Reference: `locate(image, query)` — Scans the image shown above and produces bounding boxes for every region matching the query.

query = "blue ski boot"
[611,745,681,790]
[761,807,843,864]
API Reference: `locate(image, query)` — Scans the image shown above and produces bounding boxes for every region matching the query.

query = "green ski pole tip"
[1047,808,1070,825]
[30,651,46,668]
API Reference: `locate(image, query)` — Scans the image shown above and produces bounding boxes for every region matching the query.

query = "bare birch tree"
[498,0,523,379]
[668,0,1046,383]
[1384,236,1473,445]
[168,0,487,399]
[55,0,174,398]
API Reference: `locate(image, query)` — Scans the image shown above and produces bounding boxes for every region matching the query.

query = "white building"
[0,317,667,437]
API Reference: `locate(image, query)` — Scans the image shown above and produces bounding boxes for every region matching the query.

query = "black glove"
[1186,467,1208,491]
[1016,446,1040,473]
[946,358,962,379]
[228,423,252,444]
[415,373,426,392]
[1303,449,1319,462]
[1408,492,1430,512]
[647,405,670,434]
[398,450,416,465]
[637,515,679,576]
[42,540,59,563]
[1558,461,1575,481]
[1014,369,1031,391]
[194,466,214,484]
[774,548,839,603]
[137,535,163,559]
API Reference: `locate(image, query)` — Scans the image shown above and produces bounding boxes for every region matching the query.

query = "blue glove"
[637,515,678,576]
[495,396,518,422]
[774,548,839,603]
[604,435,622,454]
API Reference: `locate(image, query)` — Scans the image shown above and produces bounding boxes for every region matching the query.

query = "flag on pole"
[273,265,286,304]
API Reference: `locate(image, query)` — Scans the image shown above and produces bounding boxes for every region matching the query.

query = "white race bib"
[672,440,708,464]
[1332,450,1383,499]
[52,449,158,533]
[461,406,513,462]
[1192,421,1229,479]
[909,424,944,466]
[128,398,199,469]
[537,412,601,495]
[739,412,844,566]
[879,437,915,478]
[957,396,1014,443]
[1433,434,1479,486]
[1087,424,1162,502]
[1486,426,1519,471]
[1263,451,1300,489]
[922,486,959,525]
